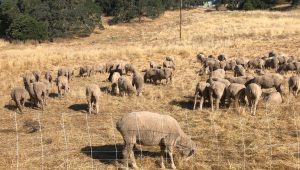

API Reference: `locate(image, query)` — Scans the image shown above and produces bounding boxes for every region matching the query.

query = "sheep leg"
[216,98,220,111]
[95,100,99,115]
[167,147,176,169]
[199,97,204,111]
[193,92,198,110]
[160,145,166,169]
[253,99,259,116]
[88,99,92,114]
[128,143,137,169]
[16,100,23,114]
[210,92,214,112]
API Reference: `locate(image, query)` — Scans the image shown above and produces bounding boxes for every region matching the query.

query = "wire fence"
[5,103,300,169]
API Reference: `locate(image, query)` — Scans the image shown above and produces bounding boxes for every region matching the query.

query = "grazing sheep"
[226,83,246,108]
[32,70,41,82]
[209,69,226,79]
[33,81,50,110]
[10,87,29,113]
[116,111,196,169]
[264,57,279,70]
[149,61,162,69]
[262,92,283,105]
[93,64,105,74]
[165,56,174,62]
[144,68,158,83]
[163,60,175,70]
[118,76,136,96]
[193,81,210,110]
[208,80,226,111]
[200,59,221,74]
[196,53,207,63]
[221,59,237,71]
[44,71,53,83]
[248,58,265,70]
[208,77,231,88]
[288,75,300,97]
[235,58,249,69]
[246,73,284,95]
[86,84,101,114]
[111,72,121,95]
[58,67,73,81]
[245,83,262,115]
[23,72,36,104]
[132,72,144,96]
[152,68,173,85]
[226,76,254,85]
[234,65,246,77]
[107,61,128,81]
[79,65,94,77]
[57,76,70,97]
[217,54,226,61]
[124,63,136,75]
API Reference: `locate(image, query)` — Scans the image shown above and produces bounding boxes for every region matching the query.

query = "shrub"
[7,15,48,40]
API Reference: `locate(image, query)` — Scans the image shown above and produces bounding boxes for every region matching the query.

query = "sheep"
[262,92,283,105]
[199,59,221,74]
[264,57,279,70]
[23,72,36,104]
[209,69,225,79]
[10,87,29,113]
[58,67,73,81]
[44,71,53,83]
[118,76,136,96]
[79,65,93,77]
[116,111,196,169]
[193,81,210,110]
[235,58,249,69]
[153,68,173,85]
[163,60,175,70]
[208,77,231,88]
[217,54,226,61]
[124,63,136,75]
[149,61,162,69]
[248,58,265,70]
[226,76,254,85]
[132,72,144,96]
[144,68,158,83]
[208,80,227,111]
[226,83,246,108]
[57,76,70,97]
[196,53,207,63]
[288,75,300,97]
[111,72,121,95]
[234,65,246,77]
[245,83,262,115]
[245,73,284,95]
[32,70,41,82]
[33,81,50,110]
[86,84,101,114]
[93,64,105,74]
[165,56,174,62]
[220,59,237,71]
[107,61,128,81]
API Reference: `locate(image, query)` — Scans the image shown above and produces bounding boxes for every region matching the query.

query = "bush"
[7,15,48,40]
[242,0,255,10]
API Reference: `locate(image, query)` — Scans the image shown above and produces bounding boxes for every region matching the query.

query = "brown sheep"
[10,87,29,113]
[288,75,300,97]
[86,84,101,114]
[193,81,210,110]
[152,68,173,85]
[246,83,262,115]
[116,111,196,169]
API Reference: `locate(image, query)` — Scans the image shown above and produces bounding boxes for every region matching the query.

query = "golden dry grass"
[1,8,300,170]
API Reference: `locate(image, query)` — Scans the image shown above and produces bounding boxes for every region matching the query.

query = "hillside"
[1,8,300,169]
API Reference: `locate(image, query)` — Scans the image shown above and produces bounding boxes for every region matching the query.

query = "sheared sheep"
[79,65,93,77]
[193,81,210,110]
[234,65,246,77]
[10,87,29,113]
[288,75,300,97]
[245,83,262,115]
[57,76,69,97]
[208,79,226,111]
[86,84,101,114]
[262,92,283,105]
[116,111,196,169]
[132,72,144,96]
[118,76,136,96]
[111,72,121,95]
[226,83,246,108]
[33,81,50,110]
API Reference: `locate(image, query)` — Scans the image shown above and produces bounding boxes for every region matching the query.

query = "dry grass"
[1,8,300,169]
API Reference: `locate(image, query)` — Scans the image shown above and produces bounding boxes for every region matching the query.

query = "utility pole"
[180,0,182,40]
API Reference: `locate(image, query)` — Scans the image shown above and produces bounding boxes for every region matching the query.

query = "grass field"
[1,8,300,170]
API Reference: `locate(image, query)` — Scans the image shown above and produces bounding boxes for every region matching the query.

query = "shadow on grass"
[49,93,59,98]
[169,99,194,110]
[81,144,160,165]
[68,103,88,113]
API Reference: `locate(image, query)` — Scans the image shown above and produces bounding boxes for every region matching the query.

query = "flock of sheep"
[194,51,300,115]
[8,51,300,169]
